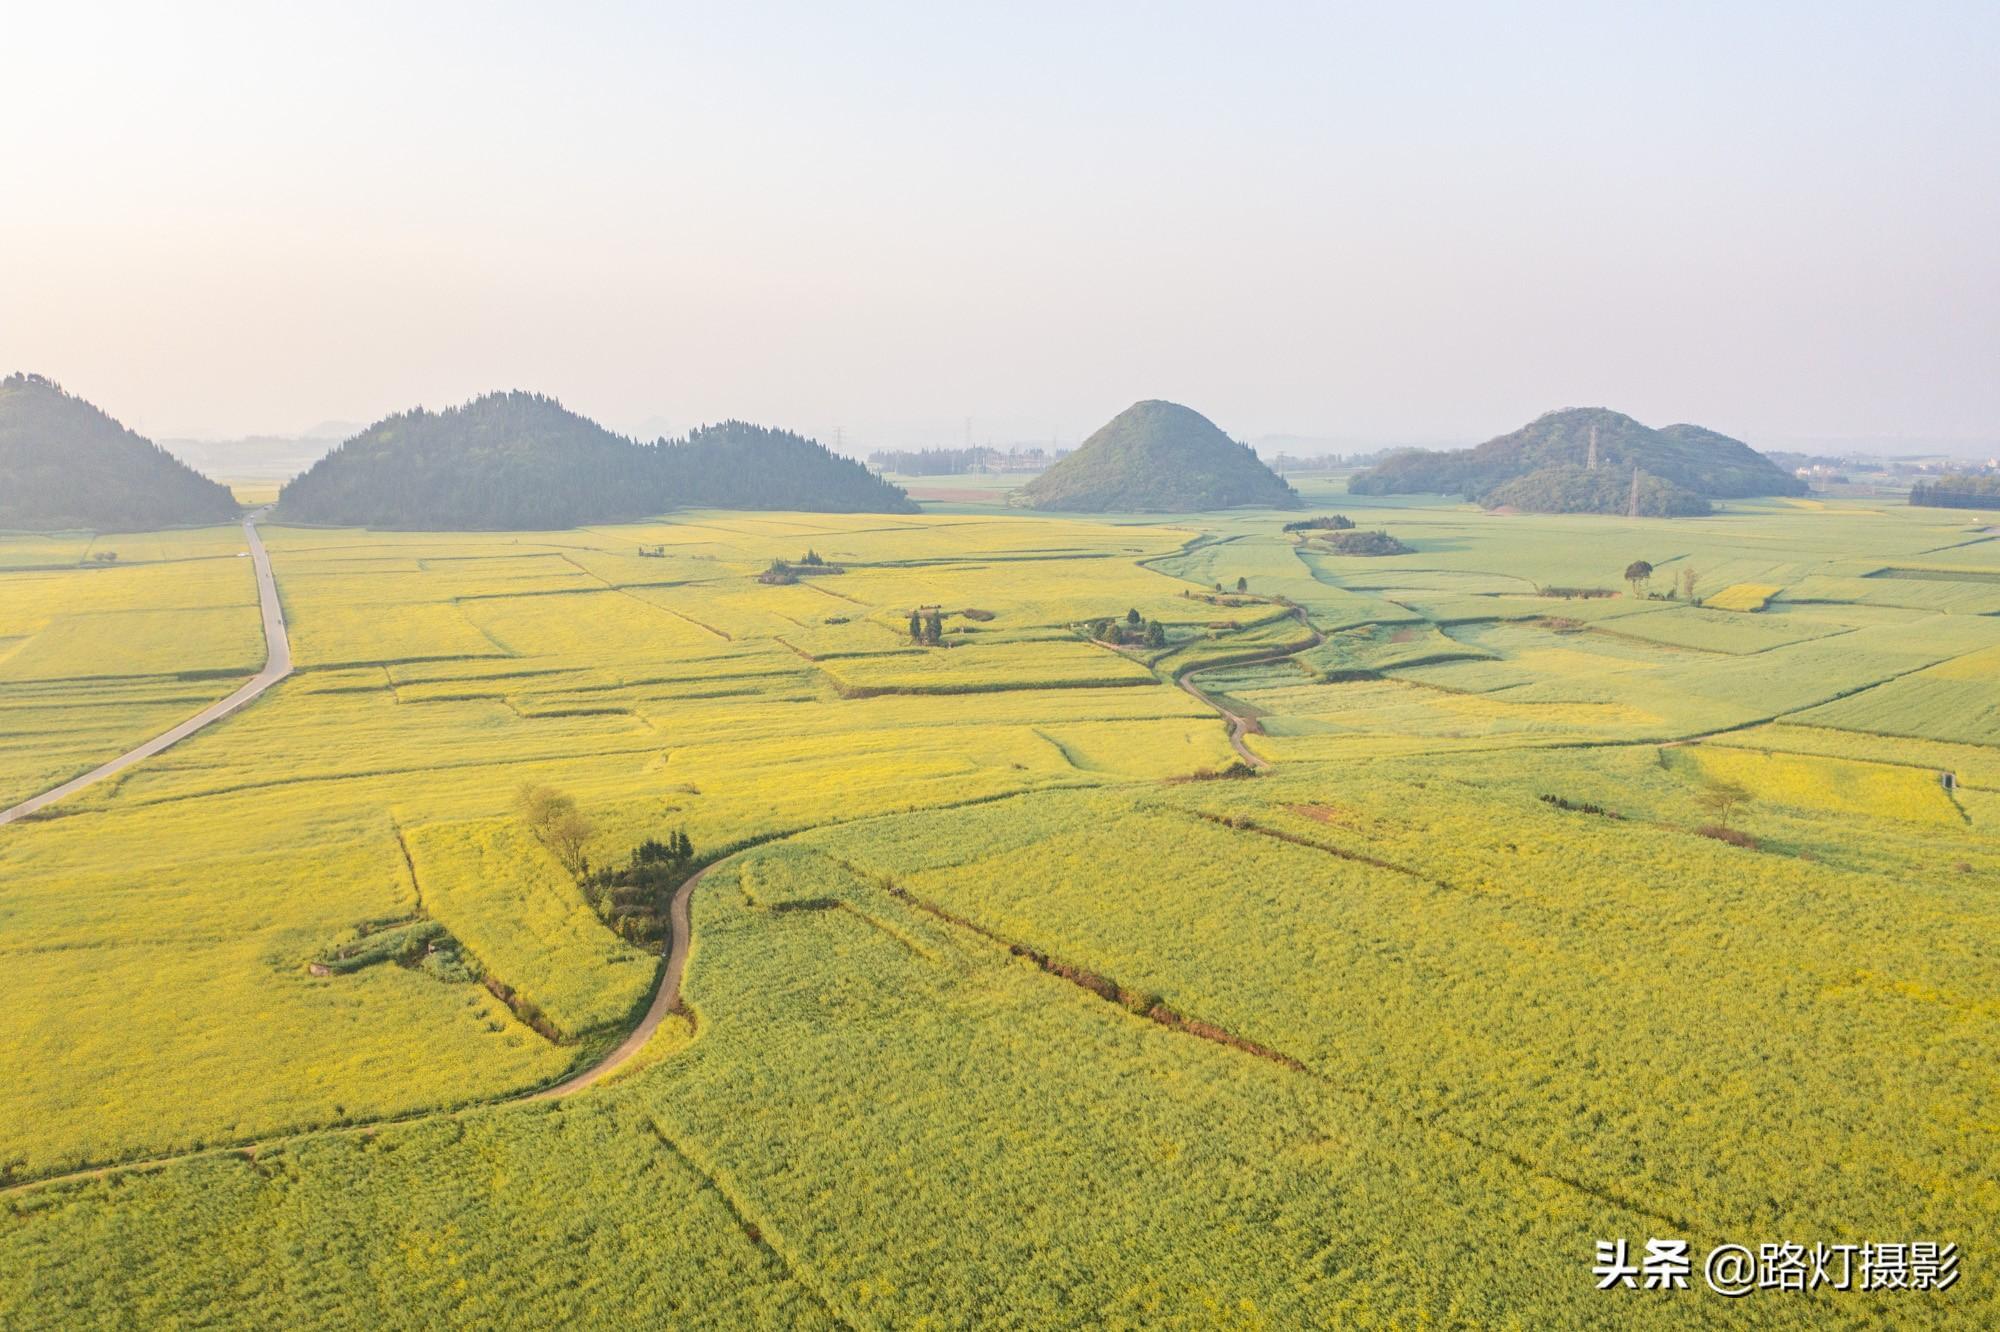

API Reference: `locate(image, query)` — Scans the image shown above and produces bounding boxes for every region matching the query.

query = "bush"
[1696,824,1759,849]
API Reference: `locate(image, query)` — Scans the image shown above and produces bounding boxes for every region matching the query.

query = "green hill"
[0,373,240,531]
[1020,400,1299,512]
[1349,407,1804,515]
[278,393,915,528]
[655,421,917,514]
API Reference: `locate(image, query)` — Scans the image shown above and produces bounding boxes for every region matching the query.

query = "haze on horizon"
[3,1,1996,456]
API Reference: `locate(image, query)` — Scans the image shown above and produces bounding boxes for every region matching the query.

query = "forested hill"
[1021,400,1300,511]
[278,394,916,528]
[1348,407,1806,515]
[0,373,241,531]
[656,421,918,513]
[278,392,655,529]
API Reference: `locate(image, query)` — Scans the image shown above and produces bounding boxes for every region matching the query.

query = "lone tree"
[908,609,923,642]
[1144,619,1167,649]
[1678,566,1699,602]
[1696,780,1752,829]
[1236,576,1248,593]
[1125,607,1141,626]
[923,608,943,644]
[515,782,594,875]
[1624,560,1654,597]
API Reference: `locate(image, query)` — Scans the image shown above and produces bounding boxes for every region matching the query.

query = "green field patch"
[1297,622,1492,679]
[1865,564,2000,584]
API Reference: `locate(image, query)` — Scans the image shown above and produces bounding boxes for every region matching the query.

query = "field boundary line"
[641,1117,857,1330]
[868,869,1713,1242]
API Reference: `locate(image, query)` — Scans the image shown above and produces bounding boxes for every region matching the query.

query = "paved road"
[0,513,292,827]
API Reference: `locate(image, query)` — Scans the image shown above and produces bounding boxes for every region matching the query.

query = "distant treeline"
[870,447,984,474]
[868,445,1068,475]
[1910,475,2000,509]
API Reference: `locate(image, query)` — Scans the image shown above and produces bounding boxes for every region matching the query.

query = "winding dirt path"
[0,512,292,827]
[1175,606,1325,770]
[534,857,720,1098]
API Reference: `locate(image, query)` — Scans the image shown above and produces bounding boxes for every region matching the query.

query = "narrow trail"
[534,857,717,1098]
[1174,605,1325,770]
[0,512,292,827]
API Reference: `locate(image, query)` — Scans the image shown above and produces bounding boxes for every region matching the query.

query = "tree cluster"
[582,829,699,947]
[1317,529,1413,556]
[1910,475,2000,508]
[866,447,985,475]
[1087,608,1167,649]
[908,607,945,645]
[1281,514,1355,532]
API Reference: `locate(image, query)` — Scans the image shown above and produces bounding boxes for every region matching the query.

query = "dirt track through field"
[533,857,718,1097]
[0,513,292,827]
[1175,605,1325,769]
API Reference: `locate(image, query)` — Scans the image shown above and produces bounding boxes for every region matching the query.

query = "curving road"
[0,513,292,828]
[533,856,720,1098]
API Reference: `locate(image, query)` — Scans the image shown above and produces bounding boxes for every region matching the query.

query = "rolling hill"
[1020,400,1300,512]
[278,393,915,528]
[0,373,241,530]
[655,421,917,514]
[1348,407,1805,515]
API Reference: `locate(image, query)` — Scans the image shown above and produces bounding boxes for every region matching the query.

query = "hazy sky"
[4,1,1996,453]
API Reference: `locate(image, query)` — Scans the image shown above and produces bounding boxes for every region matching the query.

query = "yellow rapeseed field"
[2,494,1997,1326]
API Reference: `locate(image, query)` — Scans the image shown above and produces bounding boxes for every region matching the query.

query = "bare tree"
[1696,780,1752,828]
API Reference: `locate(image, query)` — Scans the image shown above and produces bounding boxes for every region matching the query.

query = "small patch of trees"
[1910,475,2000,508]
[636,544,666,557]
[516,783,595,874]
[1282,514,1355,532]
[759,552,845,584]
[909,607,944,645]
[1319,530,1412,557]
[1088,614,1167,649]
[582,828,699,947]
[1538,793,1621,819]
